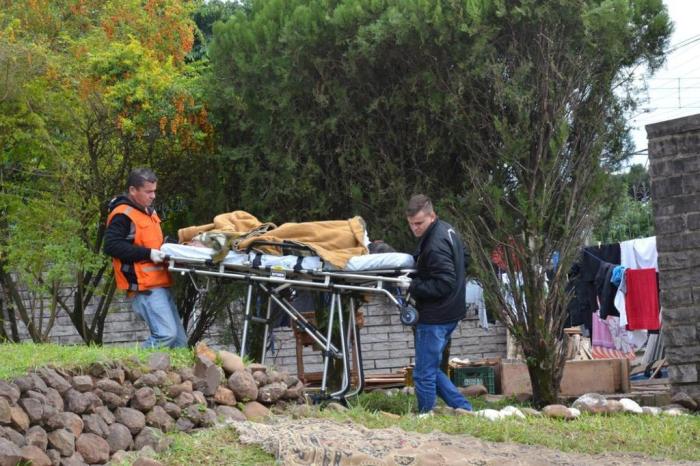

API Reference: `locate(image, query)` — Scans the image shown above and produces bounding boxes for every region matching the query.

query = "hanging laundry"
[465,279,488,330]
[624,268,660,330]
[592,311,615,349]
[595,261,619,319]
[614,269,629,326]
[603,315,647,353]
[620,236,658,271]
[567,243,621,332]
[611,265,627,287]
[566,263,594,329]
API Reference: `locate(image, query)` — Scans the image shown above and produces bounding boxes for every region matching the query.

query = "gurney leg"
[345,298,364,398]
[261,284,339,354]
[320,294,338,396]
[260,297,273,365]
[240,283,254,359]
[331,293,351,399]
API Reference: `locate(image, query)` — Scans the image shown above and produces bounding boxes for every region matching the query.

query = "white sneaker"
[417,411,434,419]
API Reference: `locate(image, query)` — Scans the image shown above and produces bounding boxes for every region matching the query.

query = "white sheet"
[161,243,249,266]
[620,236,657,270]
[340,252,415,271]
[252,253,323,271]
[466,279,488,330]
[161,243,415,272]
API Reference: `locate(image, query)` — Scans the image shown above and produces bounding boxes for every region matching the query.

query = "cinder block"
[389,349,414,358]
[372,341,408,351]
[665,325,698,346]
[656,216,687,235]
[668,364,698,383]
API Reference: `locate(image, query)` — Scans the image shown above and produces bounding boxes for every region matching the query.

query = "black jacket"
[103,195,154,289]
[409,219,468,324]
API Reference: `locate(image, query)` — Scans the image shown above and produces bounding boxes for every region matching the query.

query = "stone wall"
[647,113,700,405]
[0,352,303,465]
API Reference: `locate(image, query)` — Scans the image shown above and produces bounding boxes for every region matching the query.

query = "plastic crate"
[450,366,496,394]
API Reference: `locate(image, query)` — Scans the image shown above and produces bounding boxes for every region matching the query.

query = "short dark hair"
[369,240,396,254]
[127,168,157,190]
[405,194,433,217]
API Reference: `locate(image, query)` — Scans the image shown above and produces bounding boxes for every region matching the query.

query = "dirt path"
[233,417,699,466]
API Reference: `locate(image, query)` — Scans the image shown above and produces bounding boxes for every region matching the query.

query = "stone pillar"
[647,114,700,405]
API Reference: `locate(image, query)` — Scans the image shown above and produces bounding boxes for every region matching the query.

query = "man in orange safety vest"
[104,168,187,348]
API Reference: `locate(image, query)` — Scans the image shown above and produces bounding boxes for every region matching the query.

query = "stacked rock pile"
[0,351,305,465]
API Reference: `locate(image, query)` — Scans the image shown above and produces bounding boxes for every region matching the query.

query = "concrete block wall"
[3,290,506,378]
[1,292,229,346]
[647,113,700,403]
[264,296,506,375]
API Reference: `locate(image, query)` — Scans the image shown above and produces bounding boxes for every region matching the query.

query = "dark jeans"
[413,321,472,413]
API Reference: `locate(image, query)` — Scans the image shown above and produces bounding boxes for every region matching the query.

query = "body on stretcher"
[161,242,416,401]
[160,243,416,272]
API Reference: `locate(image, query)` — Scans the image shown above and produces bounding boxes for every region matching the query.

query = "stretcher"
[161,242,415,401]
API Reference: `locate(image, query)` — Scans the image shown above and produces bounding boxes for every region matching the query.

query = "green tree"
[0,0,214,344]
[207,0,499,246]
[454,1,669,405]
[207,0,670,405]
[0,29,89,342]
[189,0,243,62]
[594,164,654,243]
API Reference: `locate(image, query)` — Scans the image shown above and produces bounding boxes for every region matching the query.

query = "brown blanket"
[178,211,368,268]
[238,216,368,269]
[177,210,276,244]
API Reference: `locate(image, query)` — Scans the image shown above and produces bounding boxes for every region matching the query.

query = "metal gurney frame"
[166,241,414,401]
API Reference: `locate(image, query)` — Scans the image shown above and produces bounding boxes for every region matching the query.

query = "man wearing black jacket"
[405,194,472,414]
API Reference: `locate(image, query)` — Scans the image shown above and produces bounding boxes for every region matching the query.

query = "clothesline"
[568,236,661,364]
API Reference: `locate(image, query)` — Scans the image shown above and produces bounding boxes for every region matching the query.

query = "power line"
[666,34,700,54]
[647,85,700,90]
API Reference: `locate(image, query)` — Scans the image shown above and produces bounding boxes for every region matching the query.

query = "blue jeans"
[414,321,472,413]
[130,288,187,348]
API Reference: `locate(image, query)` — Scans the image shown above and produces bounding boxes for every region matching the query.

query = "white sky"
[628,0,700,167]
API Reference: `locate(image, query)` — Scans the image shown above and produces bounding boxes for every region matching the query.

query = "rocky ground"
[0,350,305,465]
[235,415,700,466]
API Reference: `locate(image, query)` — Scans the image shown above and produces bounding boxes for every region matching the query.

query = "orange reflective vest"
[106,204,172,291]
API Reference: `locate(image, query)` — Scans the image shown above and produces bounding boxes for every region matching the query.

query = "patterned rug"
[591,346,636,360]
[232,416,693,465]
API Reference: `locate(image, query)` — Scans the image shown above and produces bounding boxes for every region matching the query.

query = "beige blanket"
[177,210,276,244]
[179,211,368,269]
[238,216,368,269]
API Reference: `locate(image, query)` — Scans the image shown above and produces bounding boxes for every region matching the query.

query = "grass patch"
[346,390,521,415]
[0,342,194,379]
[155,425,274,466]
[327,392,700,462]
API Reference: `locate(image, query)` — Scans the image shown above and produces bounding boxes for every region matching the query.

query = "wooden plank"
[560,360,617,395]
[502,359,623,396]
[649,358,666,379]
[632,378,670,387]
[612,359,621,391]
[620,359,630,394]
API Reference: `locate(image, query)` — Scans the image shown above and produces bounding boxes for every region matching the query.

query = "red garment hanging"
[624,268,660,330]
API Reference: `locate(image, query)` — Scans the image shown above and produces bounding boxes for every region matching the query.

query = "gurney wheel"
[305,390,349,407]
